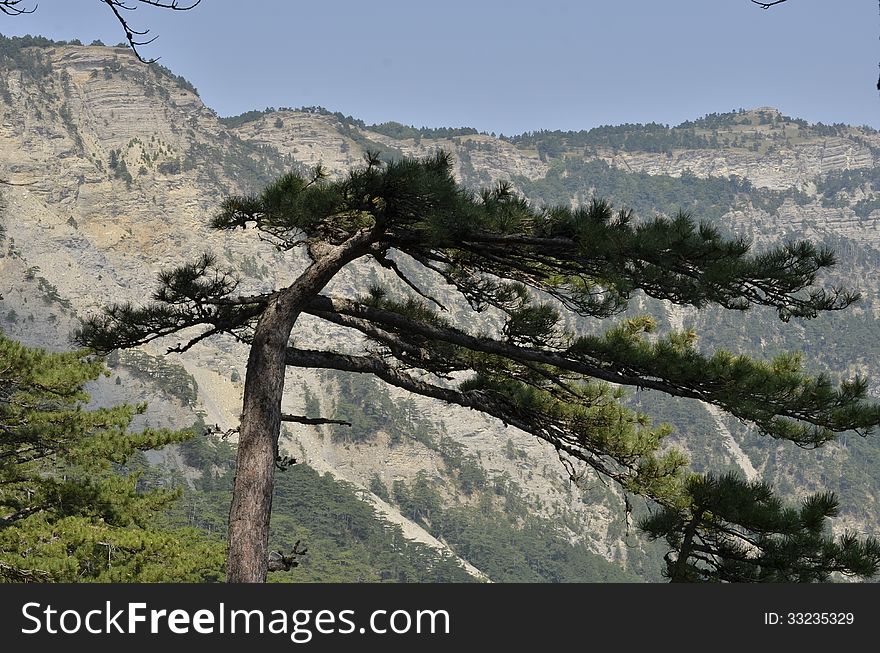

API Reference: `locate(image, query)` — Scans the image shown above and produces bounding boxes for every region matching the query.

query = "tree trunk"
[226,231,376,583]
[669,507,704,583]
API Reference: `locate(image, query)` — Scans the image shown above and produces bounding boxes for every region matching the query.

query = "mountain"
[2,37,879,581]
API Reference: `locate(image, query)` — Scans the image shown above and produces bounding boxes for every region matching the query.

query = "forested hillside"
[1,35,878,581]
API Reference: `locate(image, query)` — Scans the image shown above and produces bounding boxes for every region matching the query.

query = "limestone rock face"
[602,137,877,191]
[230,109,550,186]
[594,107,878,191]
[2,44,879,580]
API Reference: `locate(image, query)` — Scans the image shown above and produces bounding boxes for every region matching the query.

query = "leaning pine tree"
[78,152,880,583]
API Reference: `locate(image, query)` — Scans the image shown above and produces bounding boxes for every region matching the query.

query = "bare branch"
[203,423,239,439]
[101,0,201,63]
[308,307,460,376]
[375,252,448,311]
[165,324,231,354]
[280,413,351,427]
[750,0,788,7]
[0,1,36,17]
[267,541,308,572]
[0,1,201,63]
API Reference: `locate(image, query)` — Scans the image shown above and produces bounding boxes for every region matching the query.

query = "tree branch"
[750,0,788,7]
[0,1,201,63]
[304,295,879,445]
[280,413,351,427]
[375,252,448,311]
[0,503,47,527]
[284,346,640,495]
[307,307,462,376]
[267,541,308,572]
[0,561,52,583]
[0,1,35,16]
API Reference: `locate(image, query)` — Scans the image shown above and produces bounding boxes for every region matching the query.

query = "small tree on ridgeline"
[0,333,224,581]
[77,151,880,582]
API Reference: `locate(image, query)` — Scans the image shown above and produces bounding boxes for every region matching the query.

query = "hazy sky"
[1,0,877,134]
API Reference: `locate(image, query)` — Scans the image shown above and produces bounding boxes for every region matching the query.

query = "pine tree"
[0,333,224,582]
[639,472,880,582]
[78,152,880,582]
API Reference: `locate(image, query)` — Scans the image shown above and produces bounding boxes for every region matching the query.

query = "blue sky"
[1,0,877,134]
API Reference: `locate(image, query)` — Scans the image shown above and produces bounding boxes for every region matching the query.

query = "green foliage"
[114,158,133,186]
[106,349,199,407]
[150,62,199,96]
[438,437,487,496]
[328,373,438,447]
[503,109,857,158]
[508,122,712,156]
[331,374,387,443]
[682,284,880,529]
[35,275,71,308]
[57,102,83,151]
[0,34,198,96]
[270,464,470,582]
[107,150,134,188]
[180,134,300,194]
[640,472,880,582]
[178,422,237,471]
[433,505,638,582]
[218,105,481,143]
[302,382,321,422]
[393,471,443,525]
[0,334,223,582]
[853,196,880,218]
[815,168,880,200]
[566,318,880,446]
[218,107,287,129]
[168,378,658,583]
[368,474,390,502]
[384,467,640,582]
[367,121,481,141]
[157,159,181,175]
[515,158,799,225]
[0,34,57,79]
[168,436,473,582]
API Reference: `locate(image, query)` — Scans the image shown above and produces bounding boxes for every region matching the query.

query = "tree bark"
[670,508,704,583]
[225,230,376,583]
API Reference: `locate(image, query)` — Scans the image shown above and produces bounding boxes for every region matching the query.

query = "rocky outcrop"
[597,108,878,191]
[603,138,876,191]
